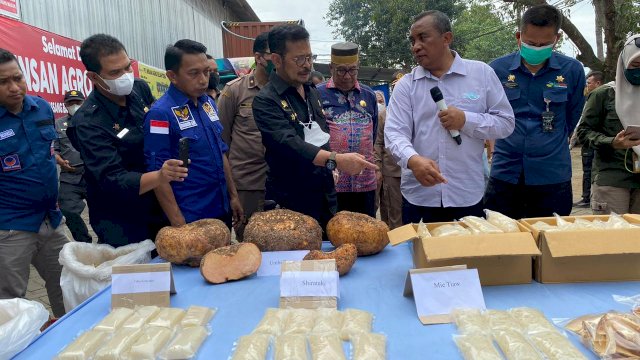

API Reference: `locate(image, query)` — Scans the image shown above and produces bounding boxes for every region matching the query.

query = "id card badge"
[542,98,554,133]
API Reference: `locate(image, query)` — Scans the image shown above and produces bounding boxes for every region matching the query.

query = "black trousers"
[337,190,376,218]
[581,146,594,201]
[402,198,484,224]
[59,180,92,243]
[483,176,573,219]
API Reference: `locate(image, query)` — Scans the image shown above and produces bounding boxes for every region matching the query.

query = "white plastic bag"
[0,298,50,360]
[59,239,155,312]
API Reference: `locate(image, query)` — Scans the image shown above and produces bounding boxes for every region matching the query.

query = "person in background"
[144,39,243,229]
[0,48,68,317]
[571,71,604,208]
[206,54,220,100]
[484,4,586,219]
[577,35,640,214]
[252,25,377,231]
[374,89,403,229]
[310,70,324,86]
[317,42,378,217]
[218,32,271,240]
[55,90,92,243]
[71,34,187,246]
[385,10,515,224]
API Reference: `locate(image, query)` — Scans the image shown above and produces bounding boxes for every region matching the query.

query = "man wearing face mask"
[252,25,377,232]
[218,32,271,240]
[484,5,586,219]
[577,35,640,214]
[317,42,378,217]
[54,90,92,243]
[71,34,188,246]
[206,54,220,100]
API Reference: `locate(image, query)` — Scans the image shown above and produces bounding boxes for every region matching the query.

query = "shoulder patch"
[171,105,197,130]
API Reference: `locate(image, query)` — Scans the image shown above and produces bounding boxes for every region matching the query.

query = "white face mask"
[66,104,80,116]
[303,121,330,147]
[98,72,134,96]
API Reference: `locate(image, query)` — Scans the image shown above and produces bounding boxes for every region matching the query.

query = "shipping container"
[222,20,304,58]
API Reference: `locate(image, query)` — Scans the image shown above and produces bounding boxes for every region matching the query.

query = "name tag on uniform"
[1,154,21,172]
[117,128,130,139]
[202,101,219,122]
[0,129,15,140]
[172,105,197,130]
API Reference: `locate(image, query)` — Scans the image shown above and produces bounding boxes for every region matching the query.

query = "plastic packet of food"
[93,327,143,360]
[451,308,490,335]
[605,213,637,229]
[484,309,523,333]
[508,307,557,334]
[484,209,520,233]
[351,332,386,360]
[56,329,110,360]
[253,308,289,336]
[493,329,543,360]
[453,334,502,360]
[528,331,587,360]
[274,334,308,360]
[229,334,271,360]
[281,308,316,335]
[181,305,217,327]
[553,213,572,230]
[127,325,173,360]
[310,308,343,334]
[612,293,640,317]
[417,219,432,239]
[160,325,209,360]
[309,333,346,360]
[94,307,135,332]
[593,312,640,358]
[148,307,186,328]
[340,308,373,341]
[531,221,558,232]
[571,218,597,230]
[121,306,161,329]
[563,313,604,338]
[461,216,504,234]
[431,224,471,237]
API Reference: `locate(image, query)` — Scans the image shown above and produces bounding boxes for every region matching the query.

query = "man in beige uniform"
[218,32,272,240]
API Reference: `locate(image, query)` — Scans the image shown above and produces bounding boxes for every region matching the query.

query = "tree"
[503,0,640,81]
[453,2,519,63]
[326,0,465,70]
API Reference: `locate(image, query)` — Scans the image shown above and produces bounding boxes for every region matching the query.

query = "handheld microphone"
[430,86,462,145]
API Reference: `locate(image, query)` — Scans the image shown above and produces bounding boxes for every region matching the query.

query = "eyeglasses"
[336,67,359,77]
[289,54,317,67]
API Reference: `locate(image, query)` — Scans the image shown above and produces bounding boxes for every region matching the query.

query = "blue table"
[14,243,640,359]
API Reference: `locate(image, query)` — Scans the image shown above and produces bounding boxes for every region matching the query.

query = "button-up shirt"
[252,72,336,228]
[70,79,162,245]
[144,84,230,223]
[490,51,586,185]
[385,53,515,207]
[317,79,378,193]
[54,114,84,184]
[0,95,62,232]
[218,71,267,191]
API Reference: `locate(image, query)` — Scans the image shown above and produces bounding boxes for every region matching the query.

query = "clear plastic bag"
[281,308,316,335]
[508,307,557,334]
[181,305,217,327]
[484,209,520,233]
[161,325,209,360]
[493,329,543,360]
[431,224,471,237]
[230,334,270,360]
[340,308,373,340]
[351,333,386,360]
[59,239,155,312]
[56,329,110,360]
[566,311,640,359]
[528,331,587,360]
[309,333,346,360]
[273,334,308,360]
[484,310,523,333]
[605,213,637,229]
[128,325,173,360]
[453,334,502,360]
[531,221,557,232]
[310,308,343,335]
[94,307,135,332]
[253,308,289,336]
[417,219,432,239]
[461,216,504,234]
[452,308,490,335]
[0,298,50,360]
[612,293,640,317]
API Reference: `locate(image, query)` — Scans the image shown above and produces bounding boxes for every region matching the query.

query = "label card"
[258,250,310,277]
[111,263,175,309]
[280,270,339,298]
[404,266,485,325]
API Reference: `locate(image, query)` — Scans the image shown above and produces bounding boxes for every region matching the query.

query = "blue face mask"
[520,42,554,66]
[624,68,640,86]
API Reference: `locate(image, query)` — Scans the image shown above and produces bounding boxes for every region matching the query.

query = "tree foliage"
[326,0,464,69]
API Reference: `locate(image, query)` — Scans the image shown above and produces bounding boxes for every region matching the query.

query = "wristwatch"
[325,151,337,171]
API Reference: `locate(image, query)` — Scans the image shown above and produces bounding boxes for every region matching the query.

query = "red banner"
[0,1,19,19]
[0,16,92,117]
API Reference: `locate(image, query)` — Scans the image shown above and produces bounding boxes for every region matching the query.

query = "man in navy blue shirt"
[484,5,586,218]
[0,48,69,317]
[144,39,243,228]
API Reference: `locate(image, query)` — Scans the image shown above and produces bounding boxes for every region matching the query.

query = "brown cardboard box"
[520,214,640,283]
[388,222,540,286]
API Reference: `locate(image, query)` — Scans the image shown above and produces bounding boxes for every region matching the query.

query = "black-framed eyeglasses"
[336,67,359,77]
[289,54,317,67]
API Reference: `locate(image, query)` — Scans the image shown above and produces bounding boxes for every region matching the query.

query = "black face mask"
[208,72,220,91]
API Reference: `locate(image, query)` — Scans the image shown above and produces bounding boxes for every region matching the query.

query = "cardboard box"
[388,222,540,286]
[520,214,640,283]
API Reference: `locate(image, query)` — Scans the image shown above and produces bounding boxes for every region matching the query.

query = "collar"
[509,51,562,71]
[269,71,296,96]
[414,51,467,80]
[0,95,39,118]
[167,84,208,107]
[326,77,361,92]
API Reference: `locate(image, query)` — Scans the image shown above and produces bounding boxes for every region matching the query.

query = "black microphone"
[430,86,462,145]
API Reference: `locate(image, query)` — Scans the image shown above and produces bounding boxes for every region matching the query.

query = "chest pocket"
[504,87,521,101]
[238,106,259,131]
[39,126,57,141]
[0,131,20,156]
[543,88,568,104]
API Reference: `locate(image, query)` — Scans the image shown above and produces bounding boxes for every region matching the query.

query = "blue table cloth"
[14,243,640,359]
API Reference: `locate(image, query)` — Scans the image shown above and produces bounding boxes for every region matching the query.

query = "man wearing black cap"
[317,42,378,217]
[54,90,92,242]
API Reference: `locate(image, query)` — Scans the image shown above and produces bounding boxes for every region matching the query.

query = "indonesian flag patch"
[150,120,169,134]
